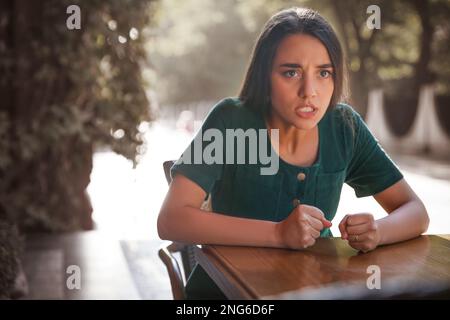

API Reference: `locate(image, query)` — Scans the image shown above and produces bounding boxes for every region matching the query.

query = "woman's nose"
[298,75,317,99]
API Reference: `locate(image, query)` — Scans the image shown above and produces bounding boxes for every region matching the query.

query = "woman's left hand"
[339,213,381,253]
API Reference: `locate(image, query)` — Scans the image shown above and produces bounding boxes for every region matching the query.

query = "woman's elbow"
[421,211,430,234]
[157,209,172,240]
[417,200,430,234]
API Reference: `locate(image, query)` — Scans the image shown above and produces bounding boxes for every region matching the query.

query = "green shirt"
[170,97,403,299]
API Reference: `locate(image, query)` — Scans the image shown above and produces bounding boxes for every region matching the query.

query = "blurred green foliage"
[0,0,155,231]
[148,0,258,105]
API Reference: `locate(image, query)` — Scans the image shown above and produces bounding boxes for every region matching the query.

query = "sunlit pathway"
[87,120,191,240]
[88,121,450,240]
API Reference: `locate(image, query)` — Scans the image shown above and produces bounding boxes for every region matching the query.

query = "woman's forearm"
[158,206,282,248]
[376,199,429,246]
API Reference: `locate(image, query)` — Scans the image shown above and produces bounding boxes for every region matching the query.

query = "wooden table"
[194,235,450,299]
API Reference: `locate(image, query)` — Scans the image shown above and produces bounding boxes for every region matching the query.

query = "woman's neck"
[265,113,316,155]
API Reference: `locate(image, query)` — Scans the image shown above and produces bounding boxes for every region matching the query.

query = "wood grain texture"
[195,235,450,299]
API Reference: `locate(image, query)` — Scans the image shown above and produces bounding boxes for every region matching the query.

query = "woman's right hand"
[276,204,332,250]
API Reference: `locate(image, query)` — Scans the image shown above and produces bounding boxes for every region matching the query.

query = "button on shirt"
[297,172,306,181]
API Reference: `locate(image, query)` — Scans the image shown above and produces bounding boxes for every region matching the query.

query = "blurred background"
[0,0,449,299]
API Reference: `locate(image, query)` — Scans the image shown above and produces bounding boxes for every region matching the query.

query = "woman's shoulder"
[207,97,261,127]
[322,102,369,153]
[211,97,243,112]
[330,103,360,119]
[211,97,252,113]
[326,102,364,131]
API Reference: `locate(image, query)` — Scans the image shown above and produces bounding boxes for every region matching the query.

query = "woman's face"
[270,33,334,131]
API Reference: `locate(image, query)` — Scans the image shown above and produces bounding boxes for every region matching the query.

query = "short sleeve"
[345,110,403,198]
[170,99,229,194]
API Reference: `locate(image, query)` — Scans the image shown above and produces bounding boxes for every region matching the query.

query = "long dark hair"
[239,7,347,115]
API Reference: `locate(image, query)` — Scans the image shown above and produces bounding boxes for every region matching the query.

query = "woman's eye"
[283,70,298,78]
[319,70,332,78]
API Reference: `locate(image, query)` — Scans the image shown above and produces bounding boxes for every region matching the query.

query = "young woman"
[158,7,429,299]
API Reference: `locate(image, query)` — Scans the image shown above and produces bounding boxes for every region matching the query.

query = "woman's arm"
[339,178,429,252]
[373,178,429,245]
[158,174,280,247]
[157,174,330,249]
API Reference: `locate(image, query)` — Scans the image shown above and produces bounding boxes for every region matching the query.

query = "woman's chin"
[291,119,318,131]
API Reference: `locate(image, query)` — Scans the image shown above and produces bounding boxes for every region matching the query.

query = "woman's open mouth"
[295,104,318,119]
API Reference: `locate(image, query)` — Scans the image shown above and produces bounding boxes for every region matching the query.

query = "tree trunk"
[412,0,435,91]
[5,0,94,231]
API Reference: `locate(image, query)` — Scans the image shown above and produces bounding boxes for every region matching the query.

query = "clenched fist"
[276,203,332,250]
[339,213,381,252]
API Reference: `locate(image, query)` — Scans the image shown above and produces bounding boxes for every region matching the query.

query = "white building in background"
[366,85,450,158]
[366,89,395,147]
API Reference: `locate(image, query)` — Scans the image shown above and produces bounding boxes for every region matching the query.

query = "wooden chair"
[158,160,197,300]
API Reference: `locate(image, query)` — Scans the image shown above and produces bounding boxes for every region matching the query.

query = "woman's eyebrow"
[279,63,302,68]
[317,63,333,68]
[278,63,333,68]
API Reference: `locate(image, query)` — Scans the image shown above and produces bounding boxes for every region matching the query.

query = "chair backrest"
[158,242,186,300]
[162,160,173,187]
